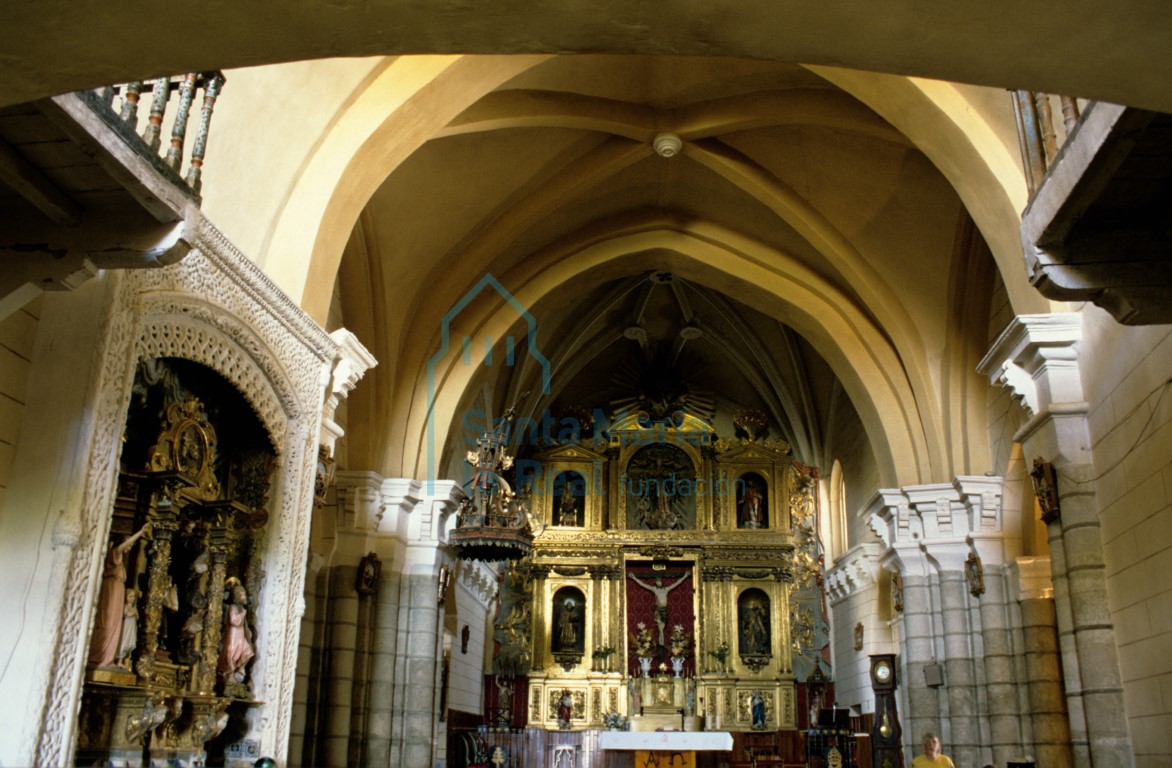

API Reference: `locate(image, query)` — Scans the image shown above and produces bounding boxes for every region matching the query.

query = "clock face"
[875,661,892,682]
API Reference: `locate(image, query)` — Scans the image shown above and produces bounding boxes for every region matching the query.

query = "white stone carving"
[825,543,881,604]
[336,471,386,531]
[865,476,1005,578]
[978,314,1083,419]
[321,329,377,448]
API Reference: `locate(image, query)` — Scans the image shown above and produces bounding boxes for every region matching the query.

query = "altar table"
[598,731,734,751]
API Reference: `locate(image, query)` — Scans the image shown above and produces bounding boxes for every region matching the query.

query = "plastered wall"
[0,297,38,518]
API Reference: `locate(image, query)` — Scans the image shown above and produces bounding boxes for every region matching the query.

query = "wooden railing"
[1012,90,1087,198]
[94,71,226,195]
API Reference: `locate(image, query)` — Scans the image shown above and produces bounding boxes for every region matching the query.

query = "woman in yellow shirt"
[912,733,955,768]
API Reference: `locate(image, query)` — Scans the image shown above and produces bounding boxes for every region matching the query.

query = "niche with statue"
[553,470,586,527]
[551,585,587,671]
[76,358,276,768]
[738,588,773,672]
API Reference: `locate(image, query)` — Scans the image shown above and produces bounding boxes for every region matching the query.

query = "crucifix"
[628,571,689,647]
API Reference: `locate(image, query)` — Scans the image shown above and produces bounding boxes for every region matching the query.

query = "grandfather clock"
[870,654,904,768]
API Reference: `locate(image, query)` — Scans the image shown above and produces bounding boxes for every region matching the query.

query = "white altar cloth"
[597,731,733,751]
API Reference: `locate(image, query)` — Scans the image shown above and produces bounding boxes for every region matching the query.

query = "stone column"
[390,567,443,767]
[868,477,1016,763]
[1012,556,1072,768]
[348,567,376,766]
[898,570,942,750]
[380,478,459,768]
[317,472,385,767]
[320,564,359,767]
[977,567,1026,768]
[1047,511,1090,767]
[363,564,399,768]
[938,564,979,768]
[980,314,1133,768]
[1050,462,1129,768]
[867,490,941,753]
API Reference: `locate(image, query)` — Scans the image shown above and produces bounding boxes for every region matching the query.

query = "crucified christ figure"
[628,571,689,648]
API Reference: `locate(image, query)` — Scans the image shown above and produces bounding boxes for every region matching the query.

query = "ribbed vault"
[325,56,1010,489]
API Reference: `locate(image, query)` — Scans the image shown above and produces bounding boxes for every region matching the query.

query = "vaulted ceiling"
[332,56,1002,488]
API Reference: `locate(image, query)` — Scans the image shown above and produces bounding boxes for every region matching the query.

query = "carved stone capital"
[866,477,1005,562]
[825,543,881,604]
[335,470,385,532]
[320,328,377,449]
[978,313,1083,419]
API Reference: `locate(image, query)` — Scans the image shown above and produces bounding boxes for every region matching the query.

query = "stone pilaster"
[980,314,1133,768]
[289,552,324,768]
[318,472,387,766]
[938,567,979,768]
[899,571,942,752]
[1047,511,1091,768]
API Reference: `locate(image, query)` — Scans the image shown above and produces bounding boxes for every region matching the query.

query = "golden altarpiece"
[489,409,828,735]
[76,359,277,767]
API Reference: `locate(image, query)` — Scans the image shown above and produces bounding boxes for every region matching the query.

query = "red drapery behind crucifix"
[625,561,696,677]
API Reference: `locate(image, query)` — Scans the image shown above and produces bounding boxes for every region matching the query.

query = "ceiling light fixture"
[653,132,682,158]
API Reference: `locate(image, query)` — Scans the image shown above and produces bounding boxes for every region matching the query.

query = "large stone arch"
[395,223,950,489]
[264,56,1043,339]
[3,2,1169,113]
[266,55,551,320]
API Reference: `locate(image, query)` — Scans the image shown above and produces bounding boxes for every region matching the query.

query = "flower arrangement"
[631,623,655,658]
[603,710,628,730]
[592,644,616,670]
[592,645,616,660]
[708,641,731,668]
[669,624,690,658]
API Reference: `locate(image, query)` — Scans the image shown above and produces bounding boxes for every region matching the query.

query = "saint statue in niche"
[552,590,585,653]
[554,471,585,526]
[738,591,771,656]
[738,474,767,528]
[88,521,152,668]
[218,579,255,685]
[743,604,769,654]
[558,599,578,647]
